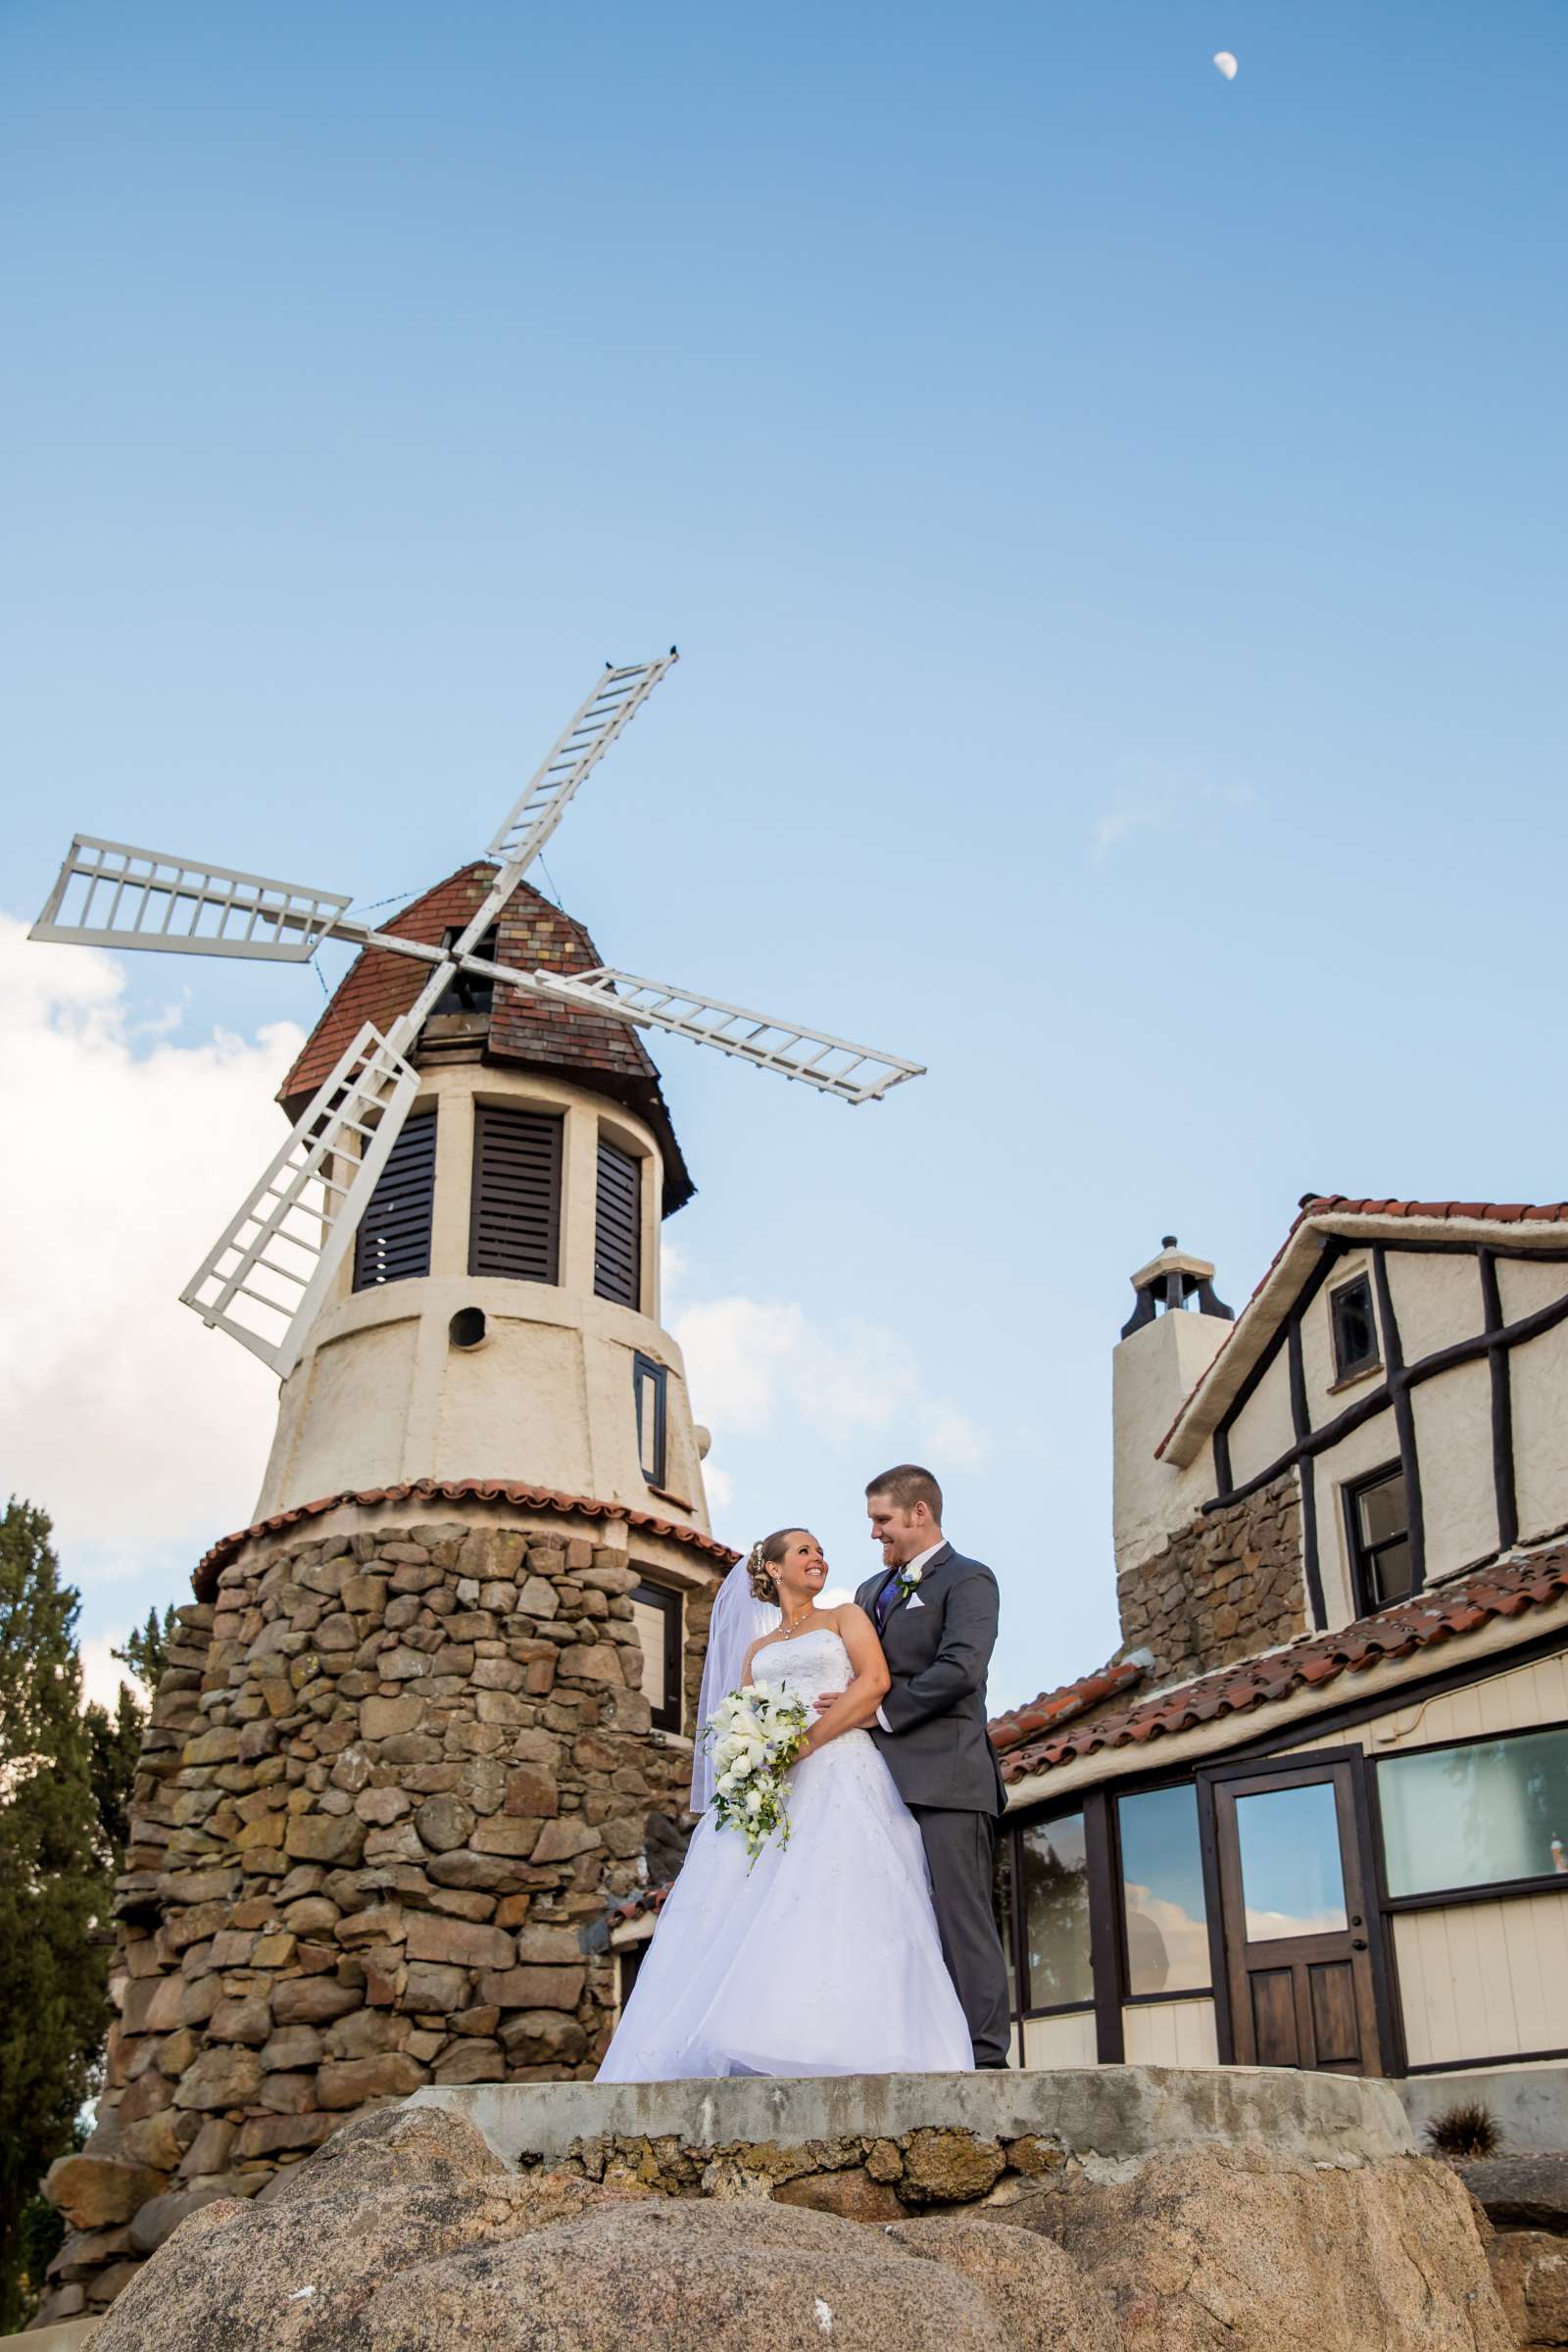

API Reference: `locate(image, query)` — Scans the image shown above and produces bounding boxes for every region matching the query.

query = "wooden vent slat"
[468,1104,563,1283]
[352,1108,437,1292]
[594,1140,642,1308]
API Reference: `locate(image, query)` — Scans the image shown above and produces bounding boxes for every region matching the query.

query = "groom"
[820,1463,1011,2069]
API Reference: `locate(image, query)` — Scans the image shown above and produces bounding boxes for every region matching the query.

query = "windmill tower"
[28,655,925,2327]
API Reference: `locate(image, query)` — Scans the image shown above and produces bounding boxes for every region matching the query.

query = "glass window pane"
[1021,1812,1093,2008]
[1118,1784,1211,1994]
[1368,1539,1413,1605]
[1233,1782,1348,1941]
[1358,1475,1406,1546]
[993,1836,1018,2015]
[1333,1281,1376,1373]
[629,1592,670,1710]
[1379,1730,1568,1898]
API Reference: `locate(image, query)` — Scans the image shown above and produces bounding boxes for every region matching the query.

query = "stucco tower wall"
[256,1065,709,1531]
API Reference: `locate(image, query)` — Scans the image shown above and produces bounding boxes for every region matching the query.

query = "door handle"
[1350,1937,1368,1950]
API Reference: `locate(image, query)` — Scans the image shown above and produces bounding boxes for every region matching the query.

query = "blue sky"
[4,0,1566,1712]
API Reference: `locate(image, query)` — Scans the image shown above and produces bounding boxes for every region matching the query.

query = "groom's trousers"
[908,1805,1012,2067]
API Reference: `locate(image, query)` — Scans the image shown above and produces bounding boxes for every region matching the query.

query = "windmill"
[30,652,925,1382]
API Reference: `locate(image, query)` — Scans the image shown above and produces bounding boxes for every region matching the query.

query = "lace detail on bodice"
[751,1627,851,1708]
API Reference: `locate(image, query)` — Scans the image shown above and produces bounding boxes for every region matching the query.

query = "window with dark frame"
[1345,1463,1412,1612]
[594,1138,643,1308]
[993,1810,1096,2036]
[1375,1724,1568,1901]
[629,1580,682,1733]
[468,1103,563,1283]
[352,1107,437,1292]
[1117,1783,1213,1997]
[634,1352,667,1489]
[617,1943,647,2007]
[1330,1275,1379,1382]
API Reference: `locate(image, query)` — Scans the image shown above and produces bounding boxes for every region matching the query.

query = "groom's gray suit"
[857,1542,1011,2067]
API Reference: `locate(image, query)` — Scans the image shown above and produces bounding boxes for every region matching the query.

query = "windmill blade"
[180,1023,419,1375]
[466,958,925,1105]
[471,652,678,929]
[31,835,354,962]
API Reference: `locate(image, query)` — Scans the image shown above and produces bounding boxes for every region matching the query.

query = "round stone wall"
[37,1508,720,2327]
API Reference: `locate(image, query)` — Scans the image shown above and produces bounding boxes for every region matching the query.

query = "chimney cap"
[1120,1240,1234,1341]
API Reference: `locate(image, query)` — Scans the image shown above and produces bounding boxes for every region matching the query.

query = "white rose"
[746,1788,763,1815]
[905,1564,924,1587]
[729,1752,755,1780]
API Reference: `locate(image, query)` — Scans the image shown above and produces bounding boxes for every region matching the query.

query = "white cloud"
[79,1633,149,1714]
[0,917,305,1593]
[671,1291,989,1472]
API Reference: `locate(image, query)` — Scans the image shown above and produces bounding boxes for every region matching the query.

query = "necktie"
[874,1567,903,1631]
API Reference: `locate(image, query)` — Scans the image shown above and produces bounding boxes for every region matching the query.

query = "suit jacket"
[856,1542,1005,1815]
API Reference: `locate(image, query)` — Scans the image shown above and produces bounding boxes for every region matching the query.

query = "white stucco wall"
[1225,1346,1295,1492]
[1387,1250,1484,1370]
[1410,1359,1497,1582]
[1112,1307,1232,1574]
[1509,1315,1568,1544]
[1496,1254,1568,1326]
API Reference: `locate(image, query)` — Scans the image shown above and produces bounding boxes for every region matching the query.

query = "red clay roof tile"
[996,1547,1568,1784]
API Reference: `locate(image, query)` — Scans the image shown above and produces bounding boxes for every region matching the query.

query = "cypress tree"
[0,1500,112,2331]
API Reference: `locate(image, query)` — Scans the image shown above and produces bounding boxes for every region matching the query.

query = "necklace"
[782,1601,815,1637]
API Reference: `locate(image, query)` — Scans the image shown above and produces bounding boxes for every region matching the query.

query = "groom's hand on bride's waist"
[811,1692,842,1715]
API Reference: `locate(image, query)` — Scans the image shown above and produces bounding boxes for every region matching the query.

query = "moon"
[1213,51,1238,79]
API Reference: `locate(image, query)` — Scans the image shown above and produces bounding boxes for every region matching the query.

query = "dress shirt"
[875,1541,946,1732]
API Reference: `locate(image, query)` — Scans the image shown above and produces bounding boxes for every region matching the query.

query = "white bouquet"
[701,1682,812,1863]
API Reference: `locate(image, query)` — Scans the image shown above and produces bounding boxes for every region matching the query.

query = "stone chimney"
[1112,1238,1233,1581]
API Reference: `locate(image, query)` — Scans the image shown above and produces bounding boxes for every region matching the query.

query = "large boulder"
[85,2103,1512,2352]
[1459,2155,1568,2236]
[88,2107,1115,2350]
[1007,2143,1511,2352]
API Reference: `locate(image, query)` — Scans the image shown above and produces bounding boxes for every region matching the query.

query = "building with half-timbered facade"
[988,1198,1568,2137]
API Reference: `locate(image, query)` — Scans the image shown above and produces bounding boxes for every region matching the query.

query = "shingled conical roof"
[278,861,694,1211]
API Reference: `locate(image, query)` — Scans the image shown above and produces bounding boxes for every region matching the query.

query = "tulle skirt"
[597,1727,973,2080]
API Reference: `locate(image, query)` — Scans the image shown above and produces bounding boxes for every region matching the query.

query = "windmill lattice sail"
[30,836,353,962]
[519,966,926,1104]
[485,653,679,877]
[180,1024,420,1375]
[31,649,930,1370]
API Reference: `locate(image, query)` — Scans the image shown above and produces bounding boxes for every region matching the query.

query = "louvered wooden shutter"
[594,1140,642,1307]
[352,1108,437,1292]
[468,1104,562,1282]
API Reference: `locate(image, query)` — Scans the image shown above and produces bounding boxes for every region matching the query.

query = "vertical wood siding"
[1394,1895,1568,2067]
[1121,1999,1220,2066]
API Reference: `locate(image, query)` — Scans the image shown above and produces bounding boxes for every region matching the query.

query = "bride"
[597,1526,973,2080]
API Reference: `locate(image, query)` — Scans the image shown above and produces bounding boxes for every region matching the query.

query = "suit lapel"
[879,1542,954,1635]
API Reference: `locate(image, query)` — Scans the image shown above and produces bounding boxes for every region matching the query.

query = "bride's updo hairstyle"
[746,1528,805,1600]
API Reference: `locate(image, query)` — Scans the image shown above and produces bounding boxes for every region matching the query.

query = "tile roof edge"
[997,1546,1568,1784]
[988,1655,1147,1752]
[193,1478,740,1598]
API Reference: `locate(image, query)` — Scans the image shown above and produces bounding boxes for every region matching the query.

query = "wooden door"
[1211,1757,1384,2076]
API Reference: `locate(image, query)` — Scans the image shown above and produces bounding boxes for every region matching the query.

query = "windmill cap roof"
[280,861,694,1212]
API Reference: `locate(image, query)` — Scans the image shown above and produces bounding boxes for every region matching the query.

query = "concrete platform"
[413,2063,1417,2180]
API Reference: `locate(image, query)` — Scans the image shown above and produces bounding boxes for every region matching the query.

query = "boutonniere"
[897,1562,925,1598]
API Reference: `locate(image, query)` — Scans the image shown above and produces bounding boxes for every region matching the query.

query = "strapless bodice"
[752,1626,852,1707]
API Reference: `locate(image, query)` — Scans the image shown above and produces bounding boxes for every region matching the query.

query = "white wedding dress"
[597,1627,973,2080]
